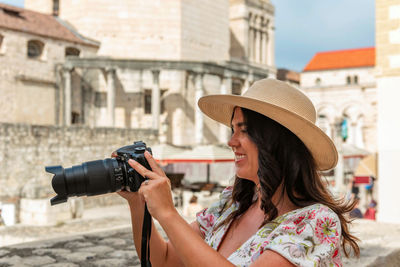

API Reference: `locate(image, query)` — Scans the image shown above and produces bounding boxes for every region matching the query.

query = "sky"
[1,0,375,72]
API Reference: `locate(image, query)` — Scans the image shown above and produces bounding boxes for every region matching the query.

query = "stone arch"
[341,104,364,146]
[316,104,336,138]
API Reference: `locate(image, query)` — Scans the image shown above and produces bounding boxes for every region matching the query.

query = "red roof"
[303,47,375,71]
[0,3,98,47]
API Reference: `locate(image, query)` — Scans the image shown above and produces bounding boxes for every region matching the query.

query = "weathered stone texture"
[0,28,97,125]
[0,123,157,201]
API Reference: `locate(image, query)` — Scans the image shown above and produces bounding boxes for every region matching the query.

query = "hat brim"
[198,94,338,171]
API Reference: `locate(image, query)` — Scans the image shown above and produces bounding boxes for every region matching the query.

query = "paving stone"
[78,245,114,254]
[0,255,23,265]
[60,252,96,262]
[22,255,56,266]
[98,237,126,246]
[92,258,128,267]
[32,248,70,257]
[0,249,9,257]
[64,241,94,249]
[106,250,135,259]
[42,263,79,267]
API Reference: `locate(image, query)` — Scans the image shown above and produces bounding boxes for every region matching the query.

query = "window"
[346,76,351,85]
[232,79,242,95]
[144,89,167,114]
[27,40,44,59]
[354,75,358,84]
[65,47,80,57]
[144,90,152,114]
[53,0,59,16]
[315,78,321,86]
[71,111,80,124]
[0,34,3,52]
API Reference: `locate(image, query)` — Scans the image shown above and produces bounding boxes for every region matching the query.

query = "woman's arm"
[122,194,207,267]
[129,152,235,267]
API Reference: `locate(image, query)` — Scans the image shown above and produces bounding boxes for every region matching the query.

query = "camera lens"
[46,158,123,205]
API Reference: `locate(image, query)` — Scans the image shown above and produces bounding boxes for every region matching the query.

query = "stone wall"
[0,122,157,203]
[0,28,98,125]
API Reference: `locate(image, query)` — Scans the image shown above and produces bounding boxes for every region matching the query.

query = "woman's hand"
[128,151,177,221]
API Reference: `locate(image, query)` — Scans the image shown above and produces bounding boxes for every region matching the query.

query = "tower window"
[315,78,321,86]
[27,40,44,59]
[346,76,351,84]
[53,0,59,16]
[354,75,358,84]
[65,47,80,57]
[0,34,3,52]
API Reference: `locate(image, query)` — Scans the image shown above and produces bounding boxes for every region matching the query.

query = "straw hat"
[198,78,338,171]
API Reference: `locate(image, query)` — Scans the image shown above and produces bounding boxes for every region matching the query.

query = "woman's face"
[228,107,259,183]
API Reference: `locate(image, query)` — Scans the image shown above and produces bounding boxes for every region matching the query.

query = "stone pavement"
[1,204,400,266]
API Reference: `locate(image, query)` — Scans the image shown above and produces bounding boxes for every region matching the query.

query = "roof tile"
[0,3,97,47]
[303,47,375,71]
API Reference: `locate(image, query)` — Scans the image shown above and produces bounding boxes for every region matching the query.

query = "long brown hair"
[218,107,359,258]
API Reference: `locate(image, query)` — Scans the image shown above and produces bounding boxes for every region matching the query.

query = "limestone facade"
[0,4,98,125]
[23,0,276,146]
[375,0,400,223]
[301,67,377,153]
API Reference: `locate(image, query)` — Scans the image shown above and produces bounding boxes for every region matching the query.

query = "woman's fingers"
[144,151,166,176]
[128,159,159,180]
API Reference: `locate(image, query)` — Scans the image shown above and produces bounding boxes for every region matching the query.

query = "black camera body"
[45,141,152,205]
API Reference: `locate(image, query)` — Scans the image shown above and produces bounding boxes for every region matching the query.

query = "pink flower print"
[293,215,305,225]
[293,215,307,234]
[315,217,339,244]
[202,213,215,228]
[307,210,316,219]
[332,248,343,267]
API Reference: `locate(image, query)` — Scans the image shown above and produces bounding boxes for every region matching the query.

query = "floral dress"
[196,187,342,267]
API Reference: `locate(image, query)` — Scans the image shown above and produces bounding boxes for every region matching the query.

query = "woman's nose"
[228,133,238,148]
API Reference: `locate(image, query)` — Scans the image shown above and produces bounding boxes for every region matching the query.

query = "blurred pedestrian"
[349,197,363,219]
[183,195,202,218]
[364,200,377,220]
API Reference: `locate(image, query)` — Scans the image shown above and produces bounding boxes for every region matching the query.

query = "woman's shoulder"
[255,203,342,266]
[283,203,340,221]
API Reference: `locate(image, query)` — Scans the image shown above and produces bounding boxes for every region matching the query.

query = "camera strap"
[141,203,152,267]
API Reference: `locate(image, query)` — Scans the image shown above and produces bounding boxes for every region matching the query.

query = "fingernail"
[145,151,151,157]
[128,159,135,164]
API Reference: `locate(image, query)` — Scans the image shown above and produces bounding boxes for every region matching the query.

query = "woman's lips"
[234,153,246,163]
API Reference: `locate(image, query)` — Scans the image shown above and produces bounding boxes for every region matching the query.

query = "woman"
[118,79,359,266]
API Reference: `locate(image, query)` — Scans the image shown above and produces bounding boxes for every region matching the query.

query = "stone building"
[23,0,277,146]
[375,0,400,223]
[300,48,377,196]
[0,3,99,125]
[301,47,377,153]
[0,0,276,225]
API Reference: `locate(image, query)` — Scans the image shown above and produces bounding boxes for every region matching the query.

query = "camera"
[45,141,152,205]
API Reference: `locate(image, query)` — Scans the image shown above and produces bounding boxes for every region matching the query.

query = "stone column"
[248,27,254,62]
[255,29,261,64]
[262,31,268,65]
[195,73,204,145]
[106,68,116,127]
[151,70,161,130]
[63,67,72,126]
[267,24,275,66]
[219,74,232,143]
[243,71,253,93]
[247,13,253,61]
